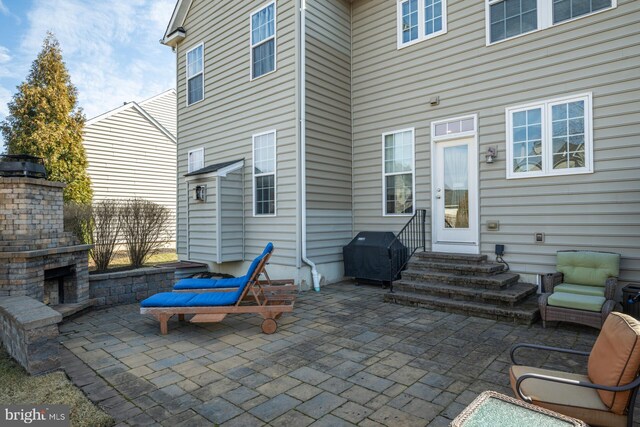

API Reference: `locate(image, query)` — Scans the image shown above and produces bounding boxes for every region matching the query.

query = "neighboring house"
[83,89,178,244]
[162,0,639,288]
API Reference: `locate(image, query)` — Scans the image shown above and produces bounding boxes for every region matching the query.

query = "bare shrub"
[92,200,121,272]
[63,202,93,245]
[119,198,172,268]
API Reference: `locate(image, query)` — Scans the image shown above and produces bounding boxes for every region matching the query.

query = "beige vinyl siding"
[351,0,640,281]
[219,169,244,262]
[140,90,177,137]
[176,0,298,267]
[305,0,353,264]
[186,177,217,262]
[83,106,177,243]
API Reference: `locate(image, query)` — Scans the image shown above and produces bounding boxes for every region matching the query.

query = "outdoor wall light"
[485,146,498,163]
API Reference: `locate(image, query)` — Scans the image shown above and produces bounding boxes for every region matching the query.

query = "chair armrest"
[515,371,640,403]
[543,272,563,293]
[604,276,618,300]
[510,343,590,365]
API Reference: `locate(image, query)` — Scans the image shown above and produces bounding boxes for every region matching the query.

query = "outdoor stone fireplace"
[0,177,92,307]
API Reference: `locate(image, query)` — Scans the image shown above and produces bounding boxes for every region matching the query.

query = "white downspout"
[300,0,320,292]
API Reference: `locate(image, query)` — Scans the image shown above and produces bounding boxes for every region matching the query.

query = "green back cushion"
[557,251,620,287]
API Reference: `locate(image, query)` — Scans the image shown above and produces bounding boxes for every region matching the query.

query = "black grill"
[343,232,408,285]
[0,154,47,179]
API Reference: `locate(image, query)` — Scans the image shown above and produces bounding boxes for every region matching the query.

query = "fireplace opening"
[44,266,74,305]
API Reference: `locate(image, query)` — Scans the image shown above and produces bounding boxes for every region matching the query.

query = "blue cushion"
[188,291,241,307]
[141,292,196,308]
[173,278,219,290]
[173,276,249,290]
[141,290,242,308]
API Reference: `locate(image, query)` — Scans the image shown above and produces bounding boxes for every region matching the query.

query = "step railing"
[388,209,427,292]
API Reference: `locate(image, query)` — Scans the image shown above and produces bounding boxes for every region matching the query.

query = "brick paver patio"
[59,282,607,426]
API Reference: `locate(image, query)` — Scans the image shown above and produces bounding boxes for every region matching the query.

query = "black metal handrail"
[388,209,427,292]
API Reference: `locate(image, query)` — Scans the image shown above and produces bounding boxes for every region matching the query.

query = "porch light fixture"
[485,146,498,163]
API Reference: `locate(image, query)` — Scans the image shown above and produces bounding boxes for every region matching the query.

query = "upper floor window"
[188,148,204,173]
[487,0,614,44]
[506,93,593,179]
[250,2,276,79]
[253,130,276,216]
[383,129,415,215]
[186,44,204,105]
[397,0,446,48]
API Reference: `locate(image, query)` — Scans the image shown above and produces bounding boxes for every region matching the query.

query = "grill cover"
[343,232,408,282]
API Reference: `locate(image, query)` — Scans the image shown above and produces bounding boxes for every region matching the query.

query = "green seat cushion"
[548,292,605,312]
[554,283,605,297]
[557,251,620,287]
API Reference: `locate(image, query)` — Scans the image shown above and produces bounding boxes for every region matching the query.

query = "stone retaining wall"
[89,267,175,306]
[0,296,62,375]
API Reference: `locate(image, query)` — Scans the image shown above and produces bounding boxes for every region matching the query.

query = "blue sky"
[0,0,176,126]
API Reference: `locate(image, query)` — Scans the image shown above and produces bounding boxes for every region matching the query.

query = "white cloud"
[19,0,176,119]
[0,1,8,16]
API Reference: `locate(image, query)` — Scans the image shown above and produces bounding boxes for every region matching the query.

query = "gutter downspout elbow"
[299,0,320,292]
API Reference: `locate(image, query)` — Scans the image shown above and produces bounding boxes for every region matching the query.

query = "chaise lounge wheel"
[261,318,277,334]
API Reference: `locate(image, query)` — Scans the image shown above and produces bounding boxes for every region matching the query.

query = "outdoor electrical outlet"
[535,232,545,243]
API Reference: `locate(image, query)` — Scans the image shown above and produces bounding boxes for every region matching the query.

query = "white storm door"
[432,137,478,253]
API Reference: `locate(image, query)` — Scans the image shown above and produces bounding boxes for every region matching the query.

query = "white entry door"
[431,117,479,253]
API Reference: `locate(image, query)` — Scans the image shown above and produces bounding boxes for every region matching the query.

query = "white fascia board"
[129,102,177,143]
[162,0,192,44]
[184,160,244,182]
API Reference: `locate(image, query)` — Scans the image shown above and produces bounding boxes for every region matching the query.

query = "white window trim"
[505,92,593,179]
[249,2,277,81]
[382,128,416,217]
[185,43,205,106]
[485,0,617,46]
[397,0,448,49]
[252,129,277,217]
[187,147,204,173]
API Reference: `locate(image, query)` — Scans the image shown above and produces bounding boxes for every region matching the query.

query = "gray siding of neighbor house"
[219,169,244,262]
[351,0,640,281]
[305,0,353,266]
[175,0,299,268]
[140,90,178,137]
[83,106,177,243]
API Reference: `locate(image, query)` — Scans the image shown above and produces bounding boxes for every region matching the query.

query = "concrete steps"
[385,251,540,324]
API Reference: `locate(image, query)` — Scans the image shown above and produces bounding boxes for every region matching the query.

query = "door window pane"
[443,145,469,229]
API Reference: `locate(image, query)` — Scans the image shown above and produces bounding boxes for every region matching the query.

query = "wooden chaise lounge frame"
[141,252,296,334]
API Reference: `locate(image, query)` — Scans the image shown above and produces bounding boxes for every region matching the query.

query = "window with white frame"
[250,2,276,79]
[253,131,276,215]
[397,0,446,48]
[188,148,204,173]
[383,129,415,215]
[186,44,204,105]
[487,0,614,44]
[506,93,592,179]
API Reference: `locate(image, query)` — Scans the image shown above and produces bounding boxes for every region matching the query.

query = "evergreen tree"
[1,32,92,204]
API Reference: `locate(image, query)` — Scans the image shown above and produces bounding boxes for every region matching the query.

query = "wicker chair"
[539,250,621,329]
